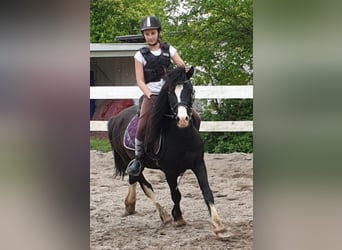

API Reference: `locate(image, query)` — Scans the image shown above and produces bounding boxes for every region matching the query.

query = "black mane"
[145,67,189,151]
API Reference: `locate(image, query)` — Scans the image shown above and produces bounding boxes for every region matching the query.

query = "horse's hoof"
[155,203,172,224]
[216,231,232,241]
[125,204,136,215]
[123,210,136,216]
[174,218,186,227]
[161,214,172,224]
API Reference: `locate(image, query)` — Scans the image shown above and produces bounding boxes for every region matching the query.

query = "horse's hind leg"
[193,161,227,237]
[124,180,137,216]
[112,150,137,216]
[138,174,172,224]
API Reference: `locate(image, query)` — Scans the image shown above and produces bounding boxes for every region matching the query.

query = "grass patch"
[90,136,112,152]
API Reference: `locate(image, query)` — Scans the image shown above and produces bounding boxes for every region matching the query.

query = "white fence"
[90,85,253,132]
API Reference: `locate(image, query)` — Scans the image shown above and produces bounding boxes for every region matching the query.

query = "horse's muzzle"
[176,115,190,128]
[176,106,190,128]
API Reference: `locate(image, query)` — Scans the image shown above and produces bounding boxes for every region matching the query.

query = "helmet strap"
[148,41,159,46]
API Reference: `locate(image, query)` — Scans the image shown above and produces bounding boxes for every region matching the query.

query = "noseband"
[170,102,192,117]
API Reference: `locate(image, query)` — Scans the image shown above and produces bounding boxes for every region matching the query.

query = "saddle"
[123,114,162,155]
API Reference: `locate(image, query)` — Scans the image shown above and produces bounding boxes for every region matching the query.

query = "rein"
[163,113,175,118]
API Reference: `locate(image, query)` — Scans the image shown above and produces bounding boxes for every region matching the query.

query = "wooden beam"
[90,85,253,99]
[90,120,253,132]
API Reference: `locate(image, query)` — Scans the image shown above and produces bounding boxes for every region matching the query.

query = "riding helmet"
[140,16,161,32]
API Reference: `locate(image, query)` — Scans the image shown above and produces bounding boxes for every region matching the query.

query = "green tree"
[163,0,253,153]
[164,0,253,85]
[90,0,166,43]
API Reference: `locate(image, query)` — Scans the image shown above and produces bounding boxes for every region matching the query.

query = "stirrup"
[126,158,142,176]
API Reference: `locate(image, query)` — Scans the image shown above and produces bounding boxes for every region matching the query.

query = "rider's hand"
[145,93,152,99]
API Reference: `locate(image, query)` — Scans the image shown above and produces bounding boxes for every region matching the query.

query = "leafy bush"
[201,132,253,153]
[90,136,112,152]
[200,99,253,153]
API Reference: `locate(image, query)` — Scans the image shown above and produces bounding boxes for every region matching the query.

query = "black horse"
[108,67,227,237]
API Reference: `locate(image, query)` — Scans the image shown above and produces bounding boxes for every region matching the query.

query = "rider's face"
[143,29,159,45]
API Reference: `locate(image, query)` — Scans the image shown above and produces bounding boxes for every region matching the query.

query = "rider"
[126,15,201,176]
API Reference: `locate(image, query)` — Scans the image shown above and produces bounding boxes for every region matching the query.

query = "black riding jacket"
[140,43,173,83]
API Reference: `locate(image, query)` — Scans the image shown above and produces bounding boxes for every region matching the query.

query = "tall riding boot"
[126,138,144,176]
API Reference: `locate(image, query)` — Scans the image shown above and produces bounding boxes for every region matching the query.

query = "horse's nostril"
[176,117,180,122]
[185,116,189,121]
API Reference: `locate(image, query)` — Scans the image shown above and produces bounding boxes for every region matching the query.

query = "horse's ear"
[186,66,194,79]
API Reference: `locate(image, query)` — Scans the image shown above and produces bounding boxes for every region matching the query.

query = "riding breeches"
[135,95,157,141]
[192,109,201,130]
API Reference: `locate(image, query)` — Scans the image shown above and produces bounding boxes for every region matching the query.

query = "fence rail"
[90,85,253,99]
[90,85,253,132]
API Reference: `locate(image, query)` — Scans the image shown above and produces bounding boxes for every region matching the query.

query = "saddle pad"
[123,114,161,154]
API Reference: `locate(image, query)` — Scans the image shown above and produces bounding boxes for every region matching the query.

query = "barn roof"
[116,34,144,43]
[90,42,145,58]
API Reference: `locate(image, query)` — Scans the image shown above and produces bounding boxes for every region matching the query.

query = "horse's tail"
[107,116,127,179]
[107,117,114,144]
[113,150,127,179]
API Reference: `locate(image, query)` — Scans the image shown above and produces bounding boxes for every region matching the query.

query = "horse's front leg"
[166,174,186,226]
[193,160,228,237]
[139,174,172,224]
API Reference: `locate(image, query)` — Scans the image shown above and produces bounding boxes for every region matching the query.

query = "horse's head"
[167,66,195,128]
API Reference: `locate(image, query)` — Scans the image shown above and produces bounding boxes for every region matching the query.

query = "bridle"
[169,101,192,117]
[166,80,193,119]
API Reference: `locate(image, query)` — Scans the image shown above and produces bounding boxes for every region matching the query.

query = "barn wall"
[90,57,136,86]
[90,57,137,107]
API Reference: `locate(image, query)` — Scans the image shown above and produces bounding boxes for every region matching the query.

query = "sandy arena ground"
[90,151,253,250]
